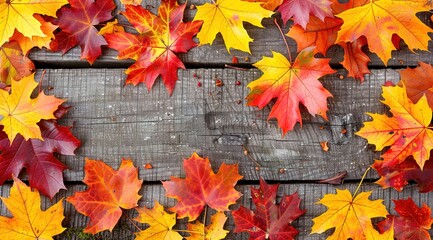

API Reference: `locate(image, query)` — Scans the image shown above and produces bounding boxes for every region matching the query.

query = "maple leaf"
[232,178,305,240]
[373,157,433,192]
[67,158,143,234]
[162,152,242,221]
[356,85,433,169]
[398,62,433,109]
[246,47,335,135]
[186,212,229,240]
[193,0,273,53]
[0,106,80,199]
[50,0,116,64]
[338,37,371,82]
[134,201,182,240]
[378,198,433,240]
[99,19,125,36]
[106,0,202,95]
[0,0,67,46]
[244,0,284,10]
[311,189,388,239]
[286,16,343,55]
[0,176,65,239]
[0,74,64,142]
[0,42,35,84]
[9,15,57,55]
[278,0,334,28]
[336,0,433,64]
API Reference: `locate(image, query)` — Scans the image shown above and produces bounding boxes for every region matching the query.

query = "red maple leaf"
[67,158,142,234]
[162,152,242,221]
[373,157,433,193]
[378,198,433,240]
[0,106,80,199]
[246,47,335,135]
[232,178,306,239]
[338,37,371,82]
[105,0,202,95]
[50,0,116,64]
[278,0,334,28]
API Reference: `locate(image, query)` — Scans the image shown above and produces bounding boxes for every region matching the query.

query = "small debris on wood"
[341,128,347,134]
[318,171,347,185]
[215,79,224,87]
[235,80,241,86]
[339,74,344,80]
[255,166,260,171]
[279,168,285,174]
[144,163,153,169]
[47,86,54,91]
[232,56,239,64]
[236,99,242,104]
[319,125,325,130]
[197,81,202,87]
[320,141,329,152]
[244,56,250,62]
[189,4,196,9]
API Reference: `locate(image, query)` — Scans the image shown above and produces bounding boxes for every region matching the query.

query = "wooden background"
[1,0,433,239]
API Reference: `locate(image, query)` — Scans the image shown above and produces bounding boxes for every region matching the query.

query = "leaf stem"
[353,167,371,198]
[38,70,46,94]
[202,205,207,240]
[273,18,292,63]
[122,209,142,232]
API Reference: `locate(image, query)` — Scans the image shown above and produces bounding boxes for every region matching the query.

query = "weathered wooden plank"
[1,182,431,239]
[28,0,433,68]
[32,68,395,182]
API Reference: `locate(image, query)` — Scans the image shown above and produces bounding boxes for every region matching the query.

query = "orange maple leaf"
[162,152,242,221]
[398,62,433,109]
[244,0,283,10]
[106,0,202,95]
[67,158,143,234]
[336,0,432,64]
[311,189,390,239]
[0,42,35,84]
[246,47,335,135]
[0,176,65,239]
[356,85,433,169]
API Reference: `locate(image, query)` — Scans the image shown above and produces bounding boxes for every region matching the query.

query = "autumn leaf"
[244,0,283,11]
[50,0,116,64]
[186,212,229,240]
[0,0,67,46]
[0,176,65,239]
[9,15,57,55]
[106,0,202,95]
[0,106,80,199]
[0,42,35,84]
[0,74,64,142]
[356,85,433,169]
[134,201,182,240]
[193,0,273,53]
[67,158,143,234]
[286,16,343,55]
[339,37,371,82]
[336,0,433,64]
[311,189,388,239]
[99,19,125,36]
[162,152,242,221]
[246,47,335,135]
[232,178,305,240]
[398,62,433,109]
[278,0,334,28]
[378,198,433,240]
[373,157,433,192]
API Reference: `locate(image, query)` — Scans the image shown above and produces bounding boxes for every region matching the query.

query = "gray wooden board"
[0,182,432,239]
[28,0,433,68]
[28,68,397,182]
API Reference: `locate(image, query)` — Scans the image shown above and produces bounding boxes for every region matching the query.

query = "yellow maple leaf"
[193,0,273,53]
[134,201,183,240]
[0,176,65,239]
[0,73,64,142]
[311,189,388,240]
[0,0,67,46]
[356,85,433,169]
[186,212,229,240]
[336,0,432,64]
[99,19,125,36]
[244,0,283,10]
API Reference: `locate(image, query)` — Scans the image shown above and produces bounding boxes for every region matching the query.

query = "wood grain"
[30,68,397,182]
